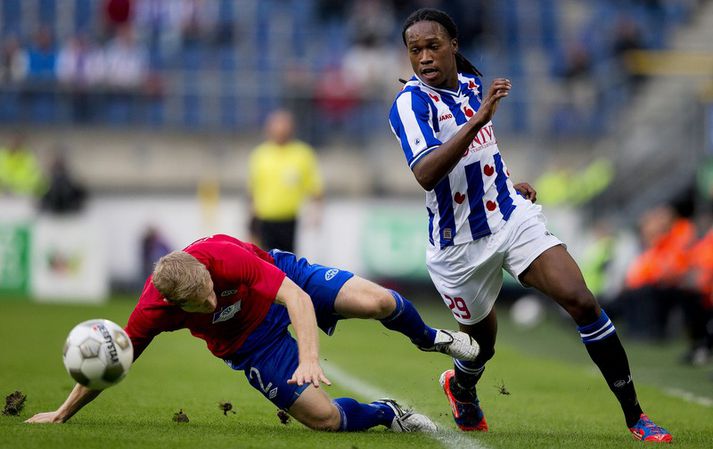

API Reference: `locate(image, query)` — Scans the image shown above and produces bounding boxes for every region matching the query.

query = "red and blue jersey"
[124,234,286,360]
[389,73,524,249]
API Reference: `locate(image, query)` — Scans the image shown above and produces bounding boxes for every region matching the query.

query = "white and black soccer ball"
[62,319,133,390]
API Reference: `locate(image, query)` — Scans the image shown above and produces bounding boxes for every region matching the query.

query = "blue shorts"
[223,250,354,409]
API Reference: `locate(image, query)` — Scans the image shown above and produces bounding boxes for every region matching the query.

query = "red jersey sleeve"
[124,278,184,361]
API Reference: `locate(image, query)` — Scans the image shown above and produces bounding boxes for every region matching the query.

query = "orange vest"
[688,229,713,307]
[625,219,696,289]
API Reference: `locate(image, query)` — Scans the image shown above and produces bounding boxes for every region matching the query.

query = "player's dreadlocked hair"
[401,8,483,78]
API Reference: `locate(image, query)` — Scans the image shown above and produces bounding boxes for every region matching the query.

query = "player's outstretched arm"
[274,277,331,388]
[412,78,512,191]
[25,383,102,423]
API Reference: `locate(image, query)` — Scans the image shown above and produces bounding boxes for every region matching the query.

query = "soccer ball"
[62,319,133,390]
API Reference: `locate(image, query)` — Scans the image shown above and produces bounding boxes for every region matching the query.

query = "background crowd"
[0,0,698,137]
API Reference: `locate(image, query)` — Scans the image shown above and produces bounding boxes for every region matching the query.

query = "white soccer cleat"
[376,399,438,433]
[419,330,480,361]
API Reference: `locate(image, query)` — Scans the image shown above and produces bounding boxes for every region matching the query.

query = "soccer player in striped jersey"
[389,8,671,443]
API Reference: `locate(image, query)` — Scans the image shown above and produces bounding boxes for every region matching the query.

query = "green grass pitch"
[1,298,712,449]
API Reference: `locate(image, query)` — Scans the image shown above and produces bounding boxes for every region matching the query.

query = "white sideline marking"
[663,388,713,408]
[323,361,491,449]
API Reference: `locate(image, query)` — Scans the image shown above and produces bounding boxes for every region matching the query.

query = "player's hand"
[25,411,63,424]
[473,78,511,126]
[288,359,332,388]
[514,182,537,202]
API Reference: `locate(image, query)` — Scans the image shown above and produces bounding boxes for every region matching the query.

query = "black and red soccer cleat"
[439,369,488,431]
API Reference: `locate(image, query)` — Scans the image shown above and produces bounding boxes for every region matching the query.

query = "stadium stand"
[0,0,707,199]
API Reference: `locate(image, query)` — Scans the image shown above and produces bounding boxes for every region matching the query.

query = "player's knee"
[366,289,396,319]
[561,286,599,324]
[299,406,341,431]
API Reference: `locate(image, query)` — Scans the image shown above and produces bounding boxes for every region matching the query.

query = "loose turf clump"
[3,391,27,416]
[219,401,236,416]
[277,410,290,425]
[172,409,189,423]
[495,379,511,396]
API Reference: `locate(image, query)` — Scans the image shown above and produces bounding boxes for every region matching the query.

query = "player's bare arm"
[274,277,331,388]
[25,383,102,424]
[412,78,511,191]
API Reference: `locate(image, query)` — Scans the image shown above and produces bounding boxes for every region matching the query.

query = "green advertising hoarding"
[0,223,30,297]
[360,205,518,286]
[362,207,429,280]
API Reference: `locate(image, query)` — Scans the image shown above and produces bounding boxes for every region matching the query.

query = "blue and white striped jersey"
[389,73,523,249]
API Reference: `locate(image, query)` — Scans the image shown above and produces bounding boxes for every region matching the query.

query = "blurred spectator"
[679,224,713,364]
[104,0,134,38]
[552,41,595,134]
[103,25,149,122]
[134,0,184,57]
[57,34,104,122]
[23,26,58,122]
[341,32,404,138]
[346,0,396,46]
[104,25,147,90]
[611,15,647,89]
[313,65,361,145]
[25,27,58,83]
[0,35,27,120]
[611,203,712,364]
[342,32,403,102]
[177,0,220,48]
[140,225,172,281]
[247,109,324,252]
[0,35,28,85]
[0,134,45,197]
[625,205,694,291]
[38,150,87,214]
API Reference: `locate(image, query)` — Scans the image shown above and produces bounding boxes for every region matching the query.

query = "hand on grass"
[288,360,332,388]
[25,411,63,424]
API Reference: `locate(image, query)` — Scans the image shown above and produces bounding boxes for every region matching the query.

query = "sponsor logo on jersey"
[464,122,496,155]
[438,113,453,122]
[221,289,237,297]
[325,269,339,281]
[212,301,242,324]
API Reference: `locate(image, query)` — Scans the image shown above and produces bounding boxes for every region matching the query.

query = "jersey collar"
[412,74,462,96]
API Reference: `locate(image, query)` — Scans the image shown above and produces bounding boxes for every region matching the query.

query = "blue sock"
[576,308,616,344]
[379,290,437,347]
[576,309,643,426]
[332,398,395,431]
[453,359,485,400]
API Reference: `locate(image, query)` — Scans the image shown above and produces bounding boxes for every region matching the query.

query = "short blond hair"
[152,251,211,304]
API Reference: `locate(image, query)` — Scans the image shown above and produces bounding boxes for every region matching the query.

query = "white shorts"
[426,201,562,325]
